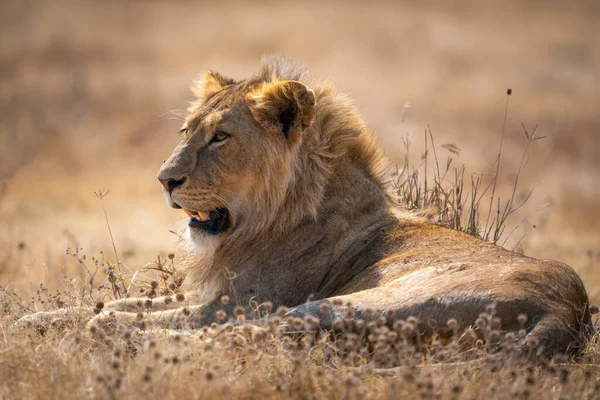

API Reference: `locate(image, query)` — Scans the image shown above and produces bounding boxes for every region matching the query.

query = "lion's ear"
[192,71,235,101]
[247,81,316,141]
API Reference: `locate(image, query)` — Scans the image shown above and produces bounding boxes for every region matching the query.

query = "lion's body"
[18,56,593,356]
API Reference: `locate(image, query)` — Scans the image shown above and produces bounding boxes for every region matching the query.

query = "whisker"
[160,109,188,119]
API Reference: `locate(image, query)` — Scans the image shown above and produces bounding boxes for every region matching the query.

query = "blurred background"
[1,1,599,301]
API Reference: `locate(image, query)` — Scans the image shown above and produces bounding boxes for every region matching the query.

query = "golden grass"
[2,282,600,399]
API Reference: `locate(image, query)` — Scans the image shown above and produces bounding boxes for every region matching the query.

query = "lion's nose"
[158,177,186,193]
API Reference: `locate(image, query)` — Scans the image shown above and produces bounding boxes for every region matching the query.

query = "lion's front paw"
[87,311,143,338]
[14,308,88,334]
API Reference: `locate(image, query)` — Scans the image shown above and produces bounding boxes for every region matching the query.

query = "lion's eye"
[178,128,188,135]
[211,131,230,143]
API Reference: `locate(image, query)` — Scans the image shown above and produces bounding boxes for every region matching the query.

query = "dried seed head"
[518,314,528,326]
[292,318,303,330]
[168,253,175,260]
[446,318,458,330]
[262,302,273,313]
[305,314,319,327]
[526,375,535,386]
[182,307,190,316]
[164,297,172,305]
[488,330,501,342]
[407,316,419,326]
[526,337,539,349]
[393,320,404,332]
[144,299,153,309]
[216,310,226,321]
[355,319,365,329]
[242,323,254,335]
[234,306,245,317]
[319,302,330,313]
[402,323,414,336]
[136,312,144,320]
[176,293,185,302]
[475,318,485,329]
[96,302,105,310]
[491,317,502,330]
[333,319,344,330]
[376,316,386,327]
[150,281,159,289]
[403,372,415,382]
[220,295,230,305]
[364,308,374,318]
[590,305,599,315]
[277,306,288,317]
[332,298,343,307]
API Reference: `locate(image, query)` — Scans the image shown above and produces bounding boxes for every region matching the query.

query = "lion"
[17,56,594,356]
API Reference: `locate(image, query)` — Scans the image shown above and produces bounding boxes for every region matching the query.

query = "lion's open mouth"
[184,208,229,235]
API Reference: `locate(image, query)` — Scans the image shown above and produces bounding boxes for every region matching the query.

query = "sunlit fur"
[20,56,590,357]
[152,57,596,356]
[158,56,393,294]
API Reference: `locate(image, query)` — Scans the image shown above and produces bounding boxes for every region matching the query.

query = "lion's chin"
[186,227,219,257]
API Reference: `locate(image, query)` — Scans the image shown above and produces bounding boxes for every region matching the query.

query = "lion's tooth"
[197,211,210,221]
[184,209,195,217]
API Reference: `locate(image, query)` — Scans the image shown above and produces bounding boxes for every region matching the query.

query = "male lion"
[19,56,593,356]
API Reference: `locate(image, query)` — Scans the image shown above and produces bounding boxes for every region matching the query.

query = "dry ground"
[1,1,600,399]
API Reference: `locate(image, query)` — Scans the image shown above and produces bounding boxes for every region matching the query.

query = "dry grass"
[2,0,600,398]
[3,271,600,399]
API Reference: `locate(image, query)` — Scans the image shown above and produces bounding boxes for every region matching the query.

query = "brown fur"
[18,56,593,356]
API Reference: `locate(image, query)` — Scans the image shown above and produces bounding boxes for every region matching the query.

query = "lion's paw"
[86,311,143,338]
[13,309,74,334]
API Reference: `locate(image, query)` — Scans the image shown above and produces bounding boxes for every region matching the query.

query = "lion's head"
[158,56,386,253]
